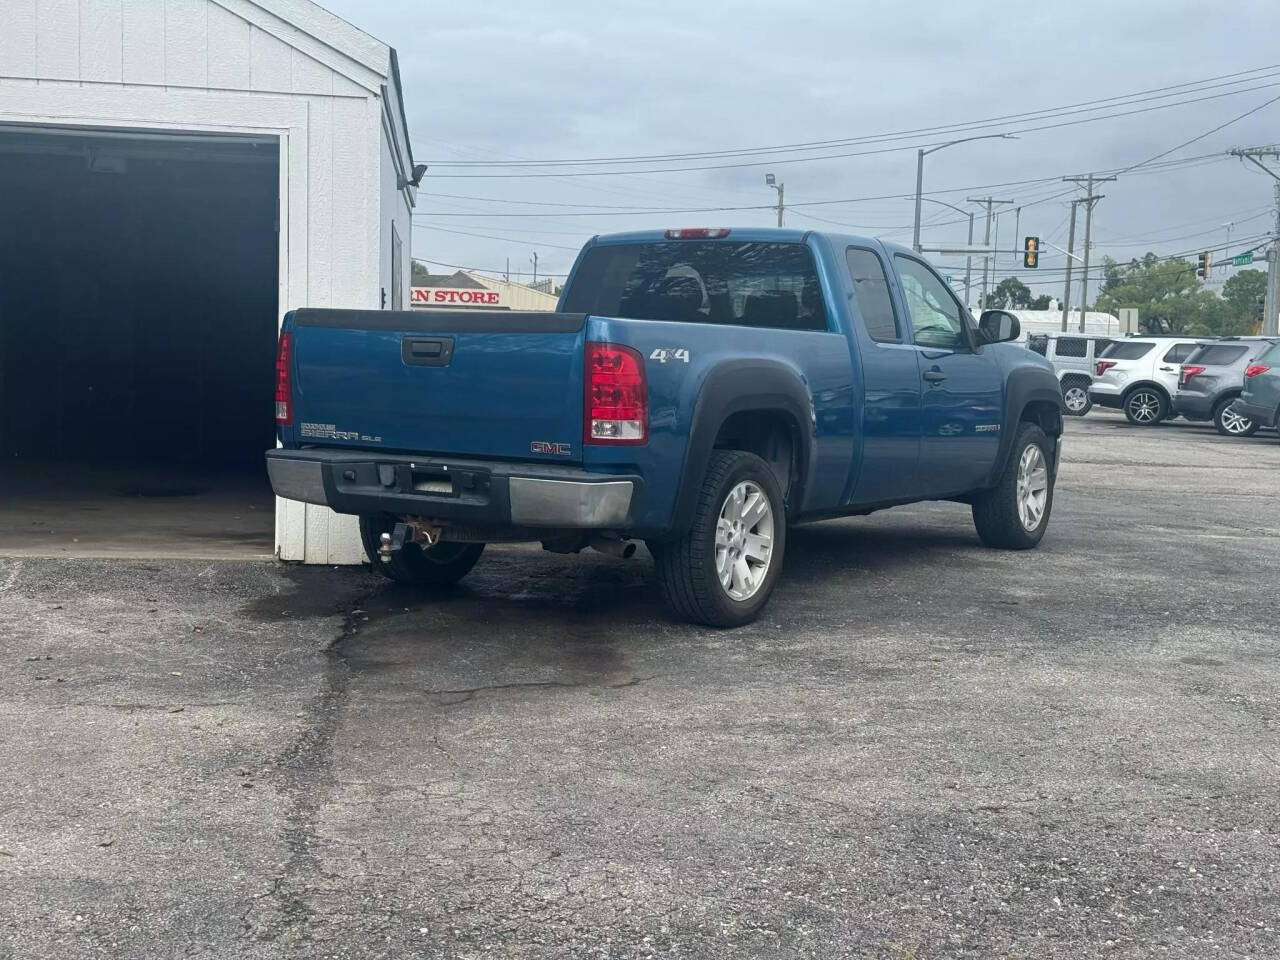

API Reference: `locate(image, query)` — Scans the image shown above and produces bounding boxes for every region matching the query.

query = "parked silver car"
[1026,333,1115,416]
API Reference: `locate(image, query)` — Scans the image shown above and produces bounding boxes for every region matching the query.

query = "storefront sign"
[410,286,504,308]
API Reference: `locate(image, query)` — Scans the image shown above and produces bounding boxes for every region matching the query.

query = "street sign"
[1231,252,1254,266]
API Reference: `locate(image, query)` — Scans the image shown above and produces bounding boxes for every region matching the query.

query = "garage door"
[0,127,279,558]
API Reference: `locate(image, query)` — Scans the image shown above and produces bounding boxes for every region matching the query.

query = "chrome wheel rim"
[715,481,774,601]
[1220,409,1252,434]
[1063,386,1089,412]
[1127,391,1161,423]
[1016,444,1049,532]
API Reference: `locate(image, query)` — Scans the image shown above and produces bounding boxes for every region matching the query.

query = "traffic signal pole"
[1229,147,1280,336]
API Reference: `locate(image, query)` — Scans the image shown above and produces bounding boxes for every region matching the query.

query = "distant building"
[411,269,560,311]
[1007,309,1123,339]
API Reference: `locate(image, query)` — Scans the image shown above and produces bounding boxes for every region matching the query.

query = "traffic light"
[1023,236,1040,269]
[1196,251,1211,278]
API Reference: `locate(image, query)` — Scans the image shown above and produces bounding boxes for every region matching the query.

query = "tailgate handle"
[402,336,454,366]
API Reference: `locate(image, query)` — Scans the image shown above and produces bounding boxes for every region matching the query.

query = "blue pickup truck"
[267,228,1063,626]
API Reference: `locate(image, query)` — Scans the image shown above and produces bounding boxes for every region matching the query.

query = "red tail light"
[1245,363,1271,378]
[1180,364,1206,385]
[1096,360,1117,376]
[664,228,731,240]
[585,342,647,444]
[274,332,293,425]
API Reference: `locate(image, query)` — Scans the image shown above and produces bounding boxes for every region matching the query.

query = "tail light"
[1096,360,1117,376]
[664,228,731,240]
[1180,364,1206,386]
[1245,363,1271,378]
[585,342,647,444]
[274,332,293,425]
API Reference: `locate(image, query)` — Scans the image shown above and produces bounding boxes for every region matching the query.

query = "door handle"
[1159,365,1176,371]
[923,369,947,383]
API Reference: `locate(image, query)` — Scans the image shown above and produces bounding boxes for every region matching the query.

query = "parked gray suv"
[1173,336,1280,436]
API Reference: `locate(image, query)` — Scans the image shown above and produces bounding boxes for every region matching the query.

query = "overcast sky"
[327,0,1280,301]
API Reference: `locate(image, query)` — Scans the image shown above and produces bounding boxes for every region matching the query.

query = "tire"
[651,450,787,628]
[358,514,484,586]
[1123,386,1168,426]
[971,423,1055,550]
[1061,380,1092,417]
[1213,397,1258,437]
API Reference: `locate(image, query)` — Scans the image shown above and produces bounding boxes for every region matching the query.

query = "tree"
[411,260,433,285]
[984,277,1033,309]
[1028,294,1052,310]
[1223,269,1267,327]
[1095,253,1258,336]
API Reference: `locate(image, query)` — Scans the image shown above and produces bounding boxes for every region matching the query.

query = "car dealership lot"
[2,411,1278,960]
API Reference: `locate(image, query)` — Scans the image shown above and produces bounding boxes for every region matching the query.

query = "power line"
[423,81,1280,178]
[425,65,1280,167]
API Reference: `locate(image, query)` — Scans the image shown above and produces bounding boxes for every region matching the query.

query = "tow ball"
[377,520,443,562]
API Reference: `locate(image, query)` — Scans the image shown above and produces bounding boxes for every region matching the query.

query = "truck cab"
[267,228,1063,626]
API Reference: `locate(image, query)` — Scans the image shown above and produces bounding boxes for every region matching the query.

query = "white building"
[0,0,417,564]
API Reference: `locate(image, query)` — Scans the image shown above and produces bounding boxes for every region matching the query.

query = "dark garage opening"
[0,128,279,557]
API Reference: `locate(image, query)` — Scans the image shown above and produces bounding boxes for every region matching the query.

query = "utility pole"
[1060,201,1079,332]
[967,197,1014,307]
[531,251,538,286]
[765,173,785,227]
[1230,147,1280,335]
[1063,174,1116,331]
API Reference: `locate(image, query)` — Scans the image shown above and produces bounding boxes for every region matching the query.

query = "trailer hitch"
[377,520,442,562]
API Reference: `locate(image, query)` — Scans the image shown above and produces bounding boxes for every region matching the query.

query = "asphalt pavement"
[2,410,1278,959]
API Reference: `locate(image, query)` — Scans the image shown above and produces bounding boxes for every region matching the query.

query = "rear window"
[562,241,828,331]
[1099,341,1155,361]
[1055,337,1088,358]
[1261,342,1280,363]
[1188,344,1248,366]
[1091,339,1114,357]
[1027,335,1048,356]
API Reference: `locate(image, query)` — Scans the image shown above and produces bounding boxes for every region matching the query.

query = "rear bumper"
[1172,392,1213,421]
[1089,389,1123,410]
[266,448,641,530]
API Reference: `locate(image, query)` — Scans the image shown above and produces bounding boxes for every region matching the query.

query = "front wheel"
[651,450,787,628]
[358,514,484,586]
[1124,387,1167,426]
[1062,382,1092,416]
[971,423,1055,550]
[1214,398,1258,437]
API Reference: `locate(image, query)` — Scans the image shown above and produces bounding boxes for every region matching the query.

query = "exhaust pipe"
[589,535,637,559]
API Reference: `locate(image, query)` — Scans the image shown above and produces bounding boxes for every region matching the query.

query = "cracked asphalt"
[2,411,1278,959]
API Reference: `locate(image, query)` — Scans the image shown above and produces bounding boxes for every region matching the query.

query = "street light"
[912,134,1017,253]
[765,172,784,228]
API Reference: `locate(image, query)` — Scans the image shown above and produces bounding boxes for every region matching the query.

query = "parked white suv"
[1089,337,1206,425]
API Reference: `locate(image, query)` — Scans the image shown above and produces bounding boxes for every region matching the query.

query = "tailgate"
[287,309,587,464]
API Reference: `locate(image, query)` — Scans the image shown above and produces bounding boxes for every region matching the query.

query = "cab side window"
[1163,343,1197,363]
[894,255,968,350]
[846,247,900,343]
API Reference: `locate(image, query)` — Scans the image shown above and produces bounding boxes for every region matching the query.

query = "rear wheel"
[358,514,484,586]
[1123,387,1167,426]
[651,450,786,628]
[1061,381,1092,416]
[971,423,1055,550]
[1214,397,1258,437]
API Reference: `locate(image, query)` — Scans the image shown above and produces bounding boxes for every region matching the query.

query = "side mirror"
[979,309,1021,344]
